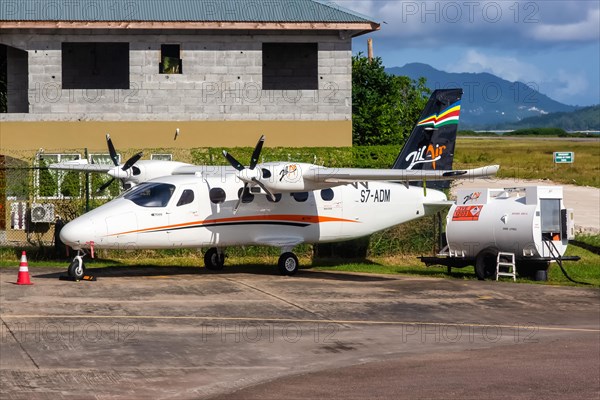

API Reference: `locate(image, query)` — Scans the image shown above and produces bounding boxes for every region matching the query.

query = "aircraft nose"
[59,216,106,249]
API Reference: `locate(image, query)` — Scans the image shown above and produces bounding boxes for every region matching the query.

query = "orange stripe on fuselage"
[107,214,358,237]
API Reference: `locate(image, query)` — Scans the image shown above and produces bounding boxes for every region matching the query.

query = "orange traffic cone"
[16,251,33,285]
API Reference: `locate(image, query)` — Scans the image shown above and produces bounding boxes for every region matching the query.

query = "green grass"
[2,235,598,287]
[455,138,600,187]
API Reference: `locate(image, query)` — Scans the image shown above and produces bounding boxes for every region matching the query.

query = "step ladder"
[496,252,517,281]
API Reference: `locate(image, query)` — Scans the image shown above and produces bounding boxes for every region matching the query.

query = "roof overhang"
[0,20,380,36]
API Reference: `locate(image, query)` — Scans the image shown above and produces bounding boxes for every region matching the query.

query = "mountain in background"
[500,104,600,131]
[387,63,578,129]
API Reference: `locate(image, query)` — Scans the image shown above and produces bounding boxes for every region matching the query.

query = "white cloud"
[552,70,588,100]
[446,49,544,83]
[341,0,600,48]
[443,49,591,104]
[531,8,600,42]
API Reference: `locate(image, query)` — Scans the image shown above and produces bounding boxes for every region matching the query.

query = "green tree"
[352,54,430,146]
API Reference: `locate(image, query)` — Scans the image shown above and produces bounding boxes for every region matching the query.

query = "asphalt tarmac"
[1,265,598,399]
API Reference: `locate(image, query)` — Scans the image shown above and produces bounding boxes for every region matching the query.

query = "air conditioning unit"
[30,203,55,223]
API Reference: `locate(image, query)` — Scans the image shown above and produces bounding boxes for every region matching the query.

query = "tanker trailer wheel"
[475,248,498,281]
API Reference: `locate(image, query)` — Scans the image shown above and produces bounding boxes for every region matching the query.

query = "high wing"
[46,134,191,190]
[304,165,499,183]
[48,159,113,173]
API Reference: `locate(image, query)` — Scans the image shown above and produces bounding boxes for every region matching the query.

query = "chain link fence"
[0,149,134,247]
[1,145,436,258]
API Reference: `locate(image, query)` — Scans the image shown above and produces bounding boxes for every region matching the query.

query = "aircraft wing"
[305,165,499,183]
[48,160,113,173]
[171,165,238,175]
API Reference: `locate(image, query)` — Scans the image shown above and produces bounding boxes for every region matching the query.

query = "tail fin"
[392,88,463,189]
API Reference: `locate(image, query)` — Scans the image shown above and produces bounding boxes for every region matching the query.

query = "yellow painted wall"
[0,120,352,157]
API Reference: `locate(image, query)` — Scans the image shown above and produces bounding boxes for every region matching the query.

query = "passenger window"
[261,168,272,179]
[267,193,282,203]
[292,192,309,202]
[238,187,254,203]
[177,189,194,206]
[321,188,334,201]
[209,187,226,204]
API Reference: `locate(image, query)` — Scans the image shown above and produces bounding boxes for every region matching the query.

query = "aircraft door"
[167,185,200,245]
[317,187,343,240]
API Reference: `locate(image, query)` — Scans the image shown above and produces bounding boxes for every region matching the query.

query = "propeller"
[96,134,143,193]
[222,135,275,214]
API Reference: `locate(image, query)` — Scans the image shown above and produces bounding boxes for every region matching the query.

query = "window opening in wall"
[160,44,182,74]
[151,154,173,161]
[90,153,121,197]
[36,153,82,199]
[262,43,318,90]
[1,44,29,113]
[62,42,129,89]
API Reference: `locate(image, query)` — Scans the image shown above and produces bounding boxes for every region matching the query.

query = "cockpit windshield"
[123,182,176,207]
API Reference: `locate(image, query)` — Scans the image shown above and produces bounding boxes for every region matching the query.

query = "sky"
[344,0,600,106]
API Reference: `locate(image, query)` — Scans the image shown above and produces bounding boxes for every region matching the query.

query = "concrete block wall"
[0,30,352,122]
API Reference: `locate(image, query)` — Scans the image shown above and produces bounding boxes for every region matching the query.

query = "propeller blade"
[106,134,119,166]
[222,150,245,171]
[96,177,115,193]
[122,152,143,171]
[249,135,265,170]
[232,183,248,215]
[252,178,276,201]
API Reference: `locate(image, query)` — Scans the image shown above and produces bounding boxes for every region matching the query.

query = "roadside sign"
[553,152,574,163]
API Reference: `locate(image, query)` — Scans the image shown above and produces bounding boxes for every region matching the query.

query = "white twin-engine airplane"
[54,89,499,278]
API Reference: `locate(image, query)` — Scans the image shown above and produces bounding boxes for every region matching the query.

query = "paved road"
[1,266,598,399]
[462,136,600,142]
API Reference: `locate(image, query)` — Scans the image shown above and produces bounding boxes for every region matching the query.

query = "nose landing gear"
[67,250,86,280]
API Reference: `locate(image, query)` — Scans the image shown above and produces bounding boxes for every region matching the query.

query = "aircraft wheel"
[475,247,498,281]
[204,248,225,270]
[68,257,85,280]
[278,252,299,276]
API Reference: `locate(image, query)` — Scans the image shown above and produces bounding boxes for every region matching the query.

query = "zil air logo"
[279,164,299,182]
[405,144,446,170]
[462,192,481,204]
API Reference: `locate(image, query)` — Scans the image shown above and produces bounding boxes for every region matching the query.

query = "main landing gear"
[204,247,225,270]
[203,247,300,276]
[278,252,299,276]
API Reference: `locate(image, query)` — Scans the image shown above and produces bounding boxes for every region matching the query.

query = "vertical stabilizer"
[392,88,463,189]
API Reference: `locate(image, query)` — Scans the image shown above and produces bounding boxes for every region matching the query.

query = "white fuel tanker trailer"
[421,186,579,280]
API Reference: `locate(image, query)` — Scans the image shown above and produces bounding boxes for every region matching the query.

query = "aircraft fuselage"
[60,173,446,251]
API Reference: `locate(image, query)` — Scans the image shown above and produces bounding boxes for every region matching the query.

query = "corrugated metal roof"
[0,0,375,23]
